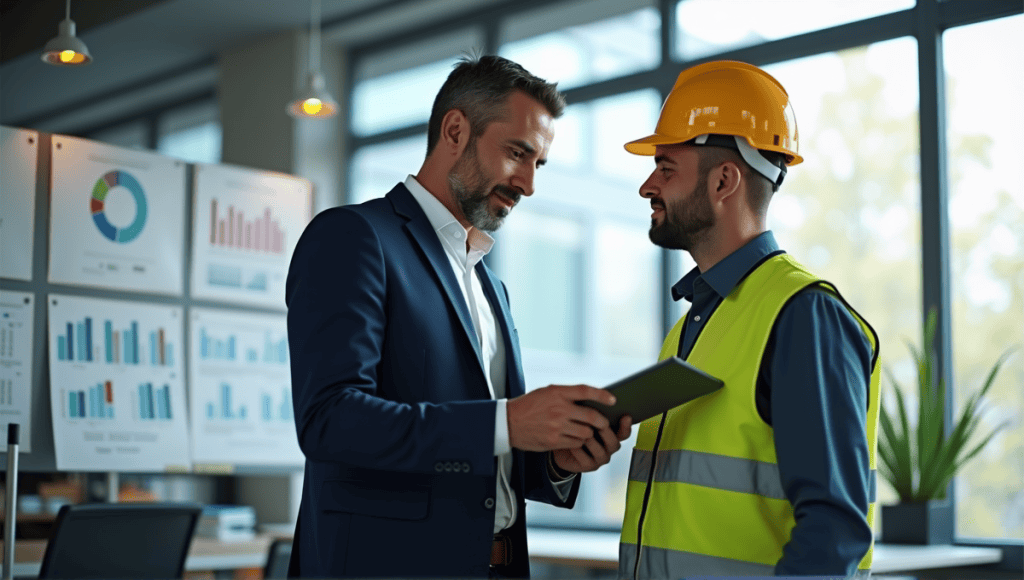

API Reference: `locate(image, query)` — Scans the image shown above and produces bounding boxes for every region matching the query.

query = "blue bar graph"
[208,382,247,420]
[137,382,172,420]
[105,321,114,363]
[200,328,237,361]
[85,317,93,362]
[261,388,293,422]
[263,333,288,364]
[66,381,114,419]
[131,322,139,365]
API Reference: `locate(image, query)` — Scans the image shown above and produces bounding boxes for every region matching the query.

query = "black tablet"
[578,357,724,425]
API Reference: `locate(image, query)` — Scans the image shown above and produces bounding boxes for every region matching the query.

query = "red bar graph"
[209,199,285,254]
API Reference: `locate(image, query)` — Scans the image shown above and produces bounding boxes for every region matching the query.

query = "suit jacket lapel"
[476,261,526,399]
[387,184,484,369]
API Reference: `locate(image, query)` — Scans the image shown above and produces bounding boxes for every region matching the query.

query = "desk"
[2,531,1005,577]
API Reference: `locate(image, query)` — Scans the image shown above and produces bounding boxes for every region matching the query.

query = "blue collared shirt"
[672,231,876,576]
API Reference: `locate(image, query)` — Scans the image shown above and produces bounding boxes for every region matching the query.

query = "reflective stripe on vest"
[628,448,878,503]
[619,542,776,577]
[619,254,881,579]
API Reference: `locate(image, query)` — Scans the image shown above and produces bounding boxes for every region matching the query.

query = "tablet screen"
[578,357,724,425]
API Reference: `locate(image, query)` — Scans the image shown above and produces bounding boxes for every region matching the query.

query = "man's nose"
[511,163,536,197]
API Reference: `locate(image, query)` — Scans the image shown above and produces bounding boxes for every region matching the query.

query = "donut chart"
[90,170,147,243]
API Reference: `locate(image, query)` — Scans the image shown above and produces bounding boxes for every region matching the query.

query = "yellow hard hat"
[625,60,802,182]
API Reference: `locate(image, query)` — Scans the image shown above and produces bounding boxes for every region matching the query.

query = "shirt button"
[434,462,443,472]
[484,498,495,509]
[462,462,471,473]
[694,315,701,322]
[453,230,463,239]
[444,462,453,472]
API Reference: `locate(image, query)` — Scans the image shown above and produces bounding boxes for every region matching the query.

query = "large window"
[83,98,222,165]
[499,0,660,91]
[156,101,221,164]
[499,90,663,528]
[945,14,1024,541]
[674,0,915,59]
[350,29,483,137]
[765,39,922,511]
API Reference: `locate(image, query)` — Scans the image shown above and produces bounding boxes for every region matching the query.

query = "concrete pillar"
[218,29,347,214]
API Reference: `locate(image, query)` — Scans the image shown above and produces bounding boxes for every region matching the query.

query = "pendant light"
[41,0,93,66]
[287,0,338,119]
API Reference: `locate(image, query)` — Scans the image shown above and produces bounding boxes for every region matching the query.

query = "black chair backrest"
[39,502,202,580]
[263,538,293,580]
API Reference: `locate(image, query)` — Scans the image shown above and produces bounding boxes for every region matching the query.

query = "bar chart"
[190,163,311,308]
[205,382,248,420]
[209,199,286,254]
[136,382,174,420]
[189,307,301,466]
[48,294,190,471]
[261,388,293,423]
[65,381,115,419]
[193,310,289,367]
[54,315,174,366]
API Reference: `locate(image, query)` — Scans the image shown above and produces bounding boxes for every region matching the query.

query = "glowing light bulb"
[302,99,323,115]
[59,50,76,63]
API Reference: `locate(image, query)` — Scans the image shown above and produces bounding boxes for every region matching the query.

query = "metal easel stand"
[3,424,21,580]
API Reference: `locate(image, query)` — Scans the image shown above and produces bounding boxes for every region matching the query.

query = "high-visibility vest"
[619,253,881,579]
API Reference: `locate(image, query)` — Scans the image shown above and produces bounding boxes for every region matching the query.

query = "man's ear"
[440,109,471,158]
[709,160,742,206]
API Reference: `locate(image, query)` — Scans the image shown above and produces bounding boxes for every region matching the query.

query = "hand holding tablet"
[577,357,724,425]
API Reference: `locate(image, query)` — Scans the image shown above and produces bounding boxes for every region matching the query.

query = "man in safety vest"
[618,60,881,578]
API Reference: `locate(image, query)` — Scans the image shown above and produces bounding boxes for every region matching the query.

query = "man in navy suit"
[286,55,633,578]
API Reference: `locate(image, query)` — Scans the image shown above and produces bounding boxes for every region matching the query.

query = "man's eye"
[511,149,524,159]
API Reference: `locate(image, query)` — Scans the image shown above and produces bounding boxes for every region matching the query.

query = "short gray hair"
[426,55,565,156]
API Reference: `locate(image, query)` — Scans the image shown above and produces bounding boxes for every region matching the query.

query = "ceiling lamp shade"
[288,0,338,119]
[41,0,92,66]
[288,72,338,118]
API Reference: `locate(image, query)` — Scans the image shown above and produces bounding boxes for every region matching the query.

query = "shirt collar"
[671,231,782,302]
[404,175,494,256]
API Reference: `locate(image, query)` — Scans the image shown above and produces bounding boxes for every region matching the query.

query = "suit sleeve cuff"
[494,399,511,456]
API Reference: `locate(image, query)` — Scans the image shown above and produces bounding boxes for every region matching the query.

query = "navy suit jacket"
[285,183,580,578]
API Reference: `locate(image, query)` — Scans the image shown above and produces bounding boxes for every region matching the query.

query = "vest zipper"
[633,411,668,580]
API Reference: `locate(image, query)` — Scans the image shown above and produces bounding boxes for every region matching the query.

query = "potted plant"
[877,308,1014,544]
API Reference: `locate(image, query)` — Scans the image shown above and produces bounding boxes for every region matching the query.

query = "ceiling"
[0,0,499,128]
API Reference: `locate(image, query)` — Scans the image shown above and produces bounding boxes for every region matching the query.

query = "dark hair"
[697,146,787,217]
[425,54,565,156]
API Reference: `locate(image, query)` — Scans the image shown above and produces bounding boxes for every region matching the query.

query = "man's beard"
[649,174,714,251]
[447,142,520,232]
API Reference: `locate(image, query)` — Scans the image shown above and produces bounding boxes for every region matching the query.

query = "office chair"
[38,502,202,579]
[263,538,293,580]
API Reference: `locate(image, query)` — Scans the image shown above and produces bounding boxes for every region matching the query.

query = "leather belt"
[490,533,512,567]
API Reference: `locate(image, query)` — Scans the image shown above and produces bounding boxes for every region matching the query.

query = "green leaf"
[890,383,915,499]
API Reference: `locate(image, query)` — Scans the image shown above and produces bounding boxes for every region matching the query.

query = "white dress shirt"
[404,176,518,533]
